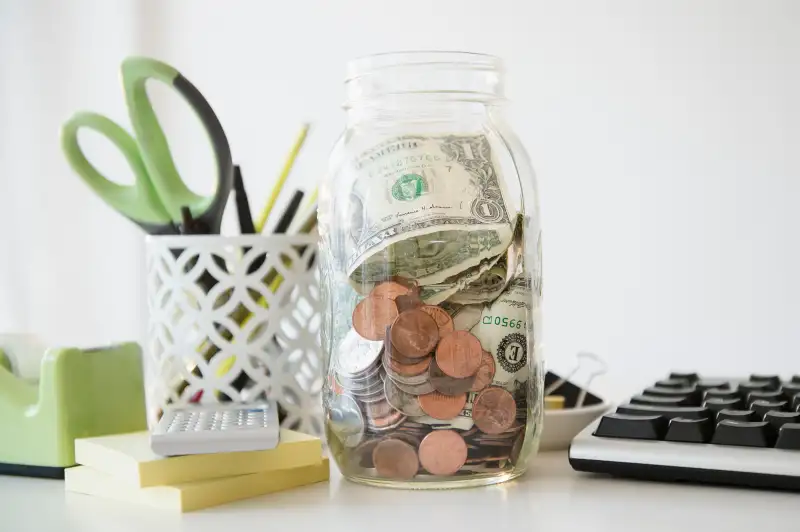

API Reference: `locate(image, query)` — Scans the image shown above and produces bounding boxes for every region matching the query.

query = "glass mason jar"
[318,51,543,488]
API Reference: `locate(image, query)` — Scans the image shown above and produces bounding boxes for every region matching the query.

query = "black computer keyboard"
[569,372,800,491]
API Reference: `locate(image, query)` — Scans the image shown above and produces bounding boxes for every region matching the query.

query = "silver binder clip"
[545,351,608,408]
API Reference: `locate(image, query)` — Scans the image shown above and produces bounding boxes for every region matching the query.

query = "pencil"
[255,124,310,233]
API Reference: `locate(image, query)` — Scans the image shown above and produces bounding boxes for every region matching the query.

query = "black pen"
[272,190,305,234]
[233,165,256,235]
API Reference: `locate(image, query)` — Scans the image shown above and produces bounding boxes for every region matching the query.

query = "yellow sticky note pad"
[66,457,329,512]
[74,428,322,487]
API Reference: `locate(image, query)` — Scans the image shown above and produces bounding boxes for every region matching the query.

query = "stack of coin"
[329,278,528,480]
[464,423,524,465]
[333,329,403,432]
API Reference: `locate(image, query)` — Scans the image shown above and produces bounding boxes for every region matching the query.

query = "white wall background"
[1,0,799,401]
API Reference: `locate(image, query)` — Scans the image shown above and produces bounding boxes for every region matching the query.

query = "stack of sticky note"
[65,429,329,512]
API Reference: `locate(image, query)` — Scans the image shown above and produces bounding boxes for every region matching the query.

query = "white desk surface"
[1,451,795,532]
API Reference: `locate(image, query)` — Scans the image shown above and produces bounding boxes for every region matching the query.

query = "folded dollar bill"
[340,134,516,286]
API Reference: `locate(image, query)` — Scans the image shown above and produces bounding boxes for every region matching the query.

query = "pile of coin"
[330,278,525,479]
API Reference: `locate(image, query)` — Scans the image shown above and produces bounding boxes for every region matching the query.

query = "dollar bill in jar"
[340,134,516,288]
[471,276,533,388]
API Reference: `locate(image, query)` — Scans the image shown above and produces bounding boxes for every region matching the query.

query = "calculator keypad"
[151,400,280,456]
[165,406,270,432]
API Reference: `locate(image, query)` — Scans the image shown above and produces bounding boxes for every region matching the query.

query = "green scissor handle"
[60,57,233,234]
[61,112,174,231]
[122,57,233,234]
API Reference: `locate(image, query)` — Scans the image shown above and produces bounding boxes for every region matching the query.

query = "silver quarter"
[392,378,436,396]
[381,347,429,385]
[327,393,364,447]
[336,329,383,377]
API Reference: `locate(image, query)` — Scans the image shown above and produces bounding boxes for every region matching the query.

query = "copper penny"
[372,438,419,479]
[390,345,421,365]
[370,281,411,300]
[352,295,399,341]
[383,326,421,365]
[418,429,467,476]
[428,357,474,396]
[419,305,454,336]
[382,349,430,386]
[465,455,510,465]
[390,309,439,359]
[384,347,431,377]
[472,439,513,447]
[368,410,407,431]
[418,391,467,420]
[364,398,396,419]
[469,350,496,392]
[501,421,524,434]
[472,386,517,434]
[354,438,382,467]
[393,432,422,449]
[395,293,424,312]
[435,330,482,378]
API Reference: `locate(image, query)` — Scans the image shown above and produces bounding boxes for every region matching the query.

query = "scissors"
[61,56,233,235]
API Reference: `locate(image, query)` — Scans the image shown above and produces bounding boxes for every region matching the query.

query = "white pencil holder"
[144,234,323,436]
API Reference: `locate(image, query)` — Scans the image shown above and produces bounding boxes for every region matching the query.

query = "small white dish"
[539,401,612,451]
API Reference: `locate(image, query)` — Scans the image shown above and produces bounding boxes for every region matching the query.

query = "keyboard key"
[631,394,692,407]
[704,397,744,416]
[738,381,774,395]
[665,417,714,443]
[617,403,710,420]
[594,413,667,440]
[775,423,800,450]
[750,374,781,388]
[784,392,800,407]
[716,409,756,422]
[746,390,784,407]
[643,386,697,399]
[656,378,691,389]
[792,395,800,411]
[763,411,800,431]
[751,400,787,418]
[703,389,740,402]
[792,375,800,384]
[643,386,700,405]
[694,380,730,392]
[779,381,800,396]
[669,372,699,384]
[711,420,776,448]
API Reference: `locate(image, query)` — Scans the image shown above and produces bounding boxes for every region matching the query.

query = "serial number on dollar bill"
[479,315,525,329]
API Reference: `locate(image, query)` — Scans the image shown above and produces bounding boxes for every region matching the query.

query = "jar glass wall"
[318,51,543,488]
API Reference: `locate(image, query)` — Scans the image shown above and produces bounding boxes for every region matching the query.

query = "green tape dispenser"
[0,339,148,478]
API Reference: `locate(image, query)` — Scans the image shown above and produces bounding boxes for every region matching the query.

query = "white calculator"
[150,401,280,456]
